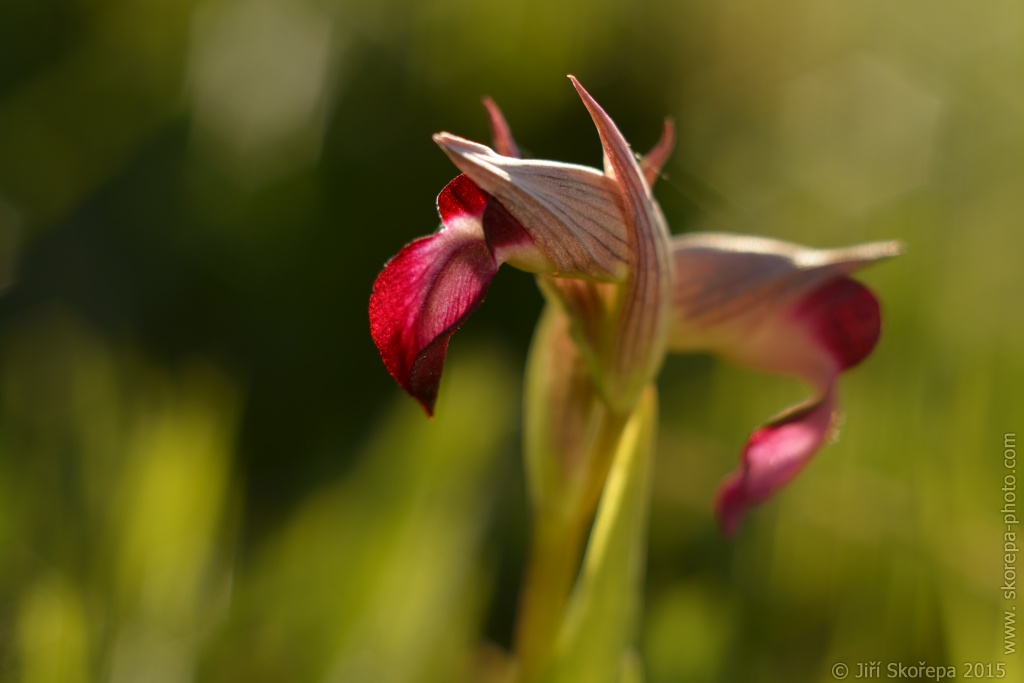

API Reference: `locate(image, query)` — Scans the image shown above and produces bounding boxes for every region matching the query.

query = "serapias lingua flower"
[369,77,901,534]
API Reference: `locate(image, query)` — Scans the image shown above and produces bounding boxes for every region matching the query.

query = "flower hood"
[370,77,672,416]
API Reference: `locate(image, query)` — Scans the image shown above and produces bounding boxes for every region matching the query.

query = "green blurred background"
[0,0,1021,681]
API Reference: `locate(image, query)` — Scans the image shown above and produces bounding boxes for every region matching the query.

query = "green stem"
[513,511,587,683]
[545,387,658,683]
[513,410,630,683]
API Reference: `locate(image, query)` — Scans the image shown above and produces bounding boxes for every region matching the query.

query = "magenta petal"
[715,388,837,536]
[439,174,534,258]
[714,277,884,535]
[438,173,488,221]
[371,174,532,415]
[796,277,882,371]
[369,213,497,415]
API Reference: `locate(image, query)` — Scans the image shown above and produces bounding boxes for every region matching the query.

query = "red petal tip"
[796,277,882,370]
[714,391,837,535]
[370,184,499,414]
[438,173,488,222]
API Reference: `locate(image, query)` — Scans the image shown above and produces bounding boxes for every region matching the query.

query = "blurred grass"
[0,312,518,682]
[1,0,1022,681]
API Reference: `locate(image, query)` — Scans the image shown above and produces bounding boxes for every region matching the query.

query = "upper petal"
[639,118,676,187]
[434,132,630,281]
[482,97,520,158]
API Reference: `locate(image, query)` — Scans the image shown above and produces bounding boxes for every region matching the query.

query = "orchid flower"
[370,77,900,680]
[669,233,900,533]
[369,77,899,532]
[370,78,671,422]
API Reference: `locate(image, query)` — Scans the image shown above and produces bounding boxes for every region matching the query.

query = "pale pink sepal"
[669,233,901,356]
[569,76,674,411]
[433,132,630,281]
